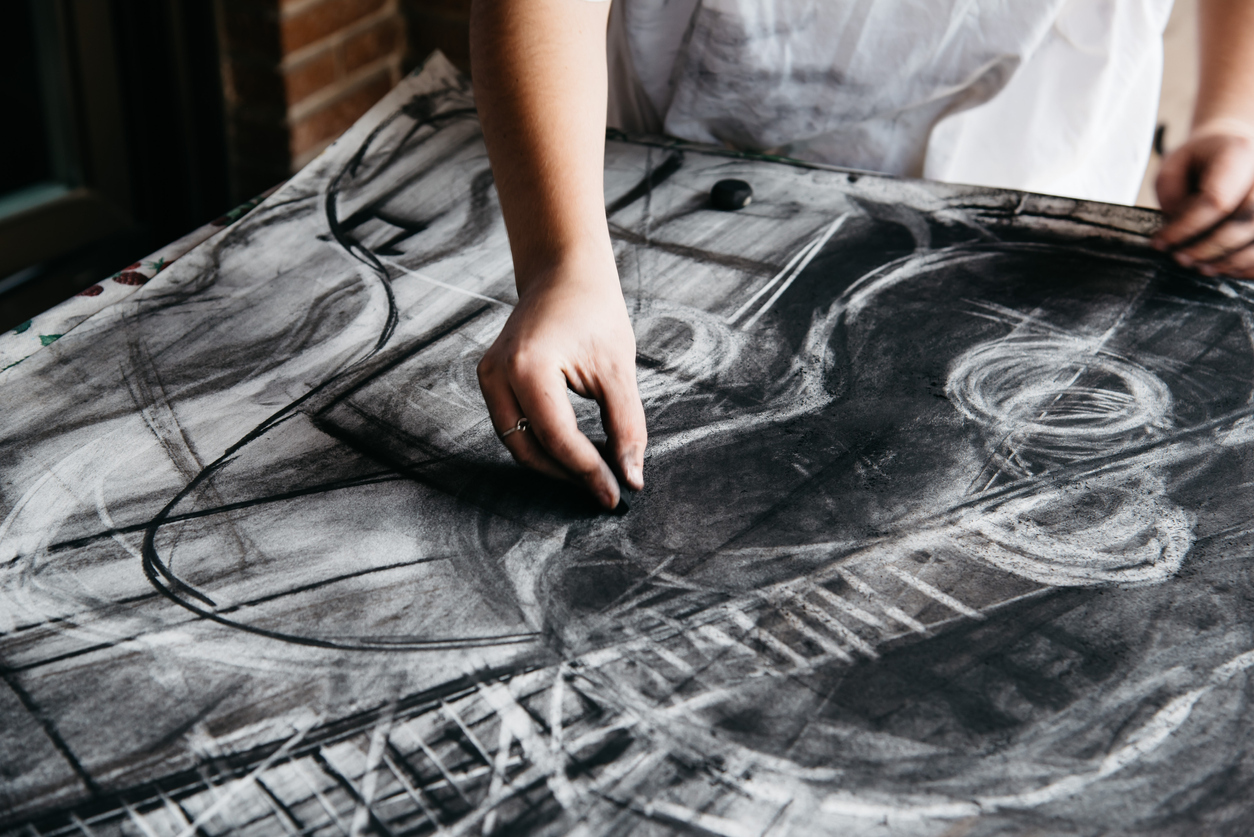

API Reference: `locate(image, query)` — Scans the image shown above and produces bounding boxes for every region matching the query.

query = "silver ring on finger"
[499,417,530,440]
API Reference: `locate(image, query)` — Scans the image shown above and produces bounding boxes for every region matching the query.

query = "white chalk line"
[380,750,446,833]
[349,713,393,837]
[172,720,316,837]
[290,757,354,836]
[827,567,931,634]
[380,257,513,307]
[777,607,855,663]
[742,216,847,329]
[882,565,985,620]
[726,232,823,324]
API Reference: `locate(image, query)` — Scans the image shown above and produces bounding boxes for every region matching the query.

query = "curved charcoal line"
[335,128,482,235]
[139,303,495,645]
[48,472,402,554]
[392,167,499,274]
[325,96,478,353]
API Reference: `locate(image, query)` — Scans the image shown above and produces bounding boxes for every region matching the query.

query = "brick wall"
[214,0,407,202]
[282,0,407,168]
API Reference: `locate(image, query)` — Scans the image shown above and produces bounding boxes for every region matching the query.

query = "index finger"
[510,360,622,509]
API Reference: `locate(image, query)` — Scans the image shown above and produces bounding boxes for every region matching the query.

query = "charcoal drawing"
[4,54,1254,836]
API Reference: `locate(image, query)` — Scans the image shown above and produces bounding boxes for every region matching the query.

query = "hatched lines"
[611,561,985,686]
[5,665,768,837]
[5,565,986,837]
[8,674,604,837]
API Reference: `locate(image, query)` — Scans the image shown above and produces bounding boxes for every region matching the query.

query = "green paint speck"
[13,320,31,334]
[39,334,61,346]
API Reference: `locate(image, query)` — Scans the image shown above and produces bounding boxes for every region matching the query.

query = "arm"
[470,0,646,509]
[1153,0,1254,277]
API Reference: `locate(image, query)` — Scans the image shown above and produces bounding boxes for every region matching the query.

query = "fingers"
[474,262,647,508]
[1184,196,1254,274]
[508,356,623,509]
[1154,135,1254,269]
[1209,238,1254,279]
[1165,192,1254,272]
[478,356,573,484]
[598,363,647,490]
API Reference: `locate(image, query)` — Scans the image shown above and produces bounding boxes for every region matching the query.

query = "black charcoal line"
[403,735,473,807]
[255,778,306,835]
[605,150,684,217]
[608,223,778,275]
[1,668,102,797]
[213,555,453,615]
[49,472,403,554]
[140,305,491,617]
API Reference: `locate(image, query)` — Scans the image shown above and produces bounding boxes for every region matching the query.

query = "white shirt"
[604,0,1174,205]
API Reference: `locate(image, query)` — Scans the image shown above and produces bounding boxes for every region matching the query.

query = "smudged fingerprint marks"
[946,335,1193,587]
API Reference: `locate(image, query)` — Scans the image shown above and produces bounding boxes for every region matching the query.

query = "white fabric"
[602,0,1174,205]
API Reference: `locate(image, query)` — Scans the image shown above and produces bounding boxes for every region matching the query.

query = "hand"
[1154,120,1254,278]
[477,250,646,509]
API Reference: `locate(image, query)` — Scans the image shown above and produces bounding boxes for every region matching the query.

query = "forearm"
[470,0,644,507]
[1194,0,1254,134]
[469,0,613,289]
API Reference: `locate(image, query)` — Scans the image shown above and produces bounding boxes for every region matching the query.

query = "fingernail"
[1176,254,1194,267]
[1151,237,1167,251]
[618,446,644,490]
[1199,265,1218,276]
[597,474,618,509]
[628,464,643,489]
[620,456,643,489]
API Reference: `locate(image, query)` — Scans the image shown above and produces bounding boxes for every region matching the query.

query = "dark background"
[0,0,473,332]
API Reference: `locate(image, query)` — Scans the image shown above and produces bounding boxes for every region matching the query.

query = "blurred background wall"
[0,0,462,331]
[0,0,1195,332]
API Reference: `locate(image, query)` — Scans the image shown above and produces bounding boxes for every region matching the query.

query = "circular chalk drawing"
[947,337,1174,460]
